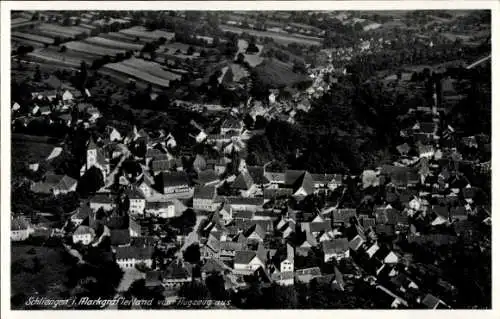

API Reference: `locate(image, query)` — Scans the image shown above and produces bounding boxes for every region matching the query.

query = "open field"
[220,25,323,46]
[79,23,98,31]
[100,31,146,44]
[12,31,54,45]
[120,58,182,80]
[11,18,39,30]
[38,23,87,37]
[11,17,30,26]
[102,59,176,88]
[12,37,46,49]
[34,29,77,41]
[64,41,126,56]
[119,26,175,41]
[27,52,83,68]
[26,48,98,68]
[68,26,94,34]
[254,58,309,87]
[84,36,143,51]
[98,68,157,92]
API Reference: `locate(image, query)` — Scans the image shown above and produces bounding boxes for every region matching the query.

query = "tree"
[213,36,220,47]
[205,273,228,300]
[34,65,42,82]
[17,45,34,57]
[254,115,267,130]
[187,46,195,56]
[60,45,67,53]
[79,60,88,92]
[127,279,164,308]
[183,243,200,264]
[243,114,254,129]
[263,284,298,309]
[179,281,210,306]
[292,60,307,74]
[77,167,105,196]
[63,17,71,26]
[170,208,196,234]
[236,53,245,64]
[238,280,264,308]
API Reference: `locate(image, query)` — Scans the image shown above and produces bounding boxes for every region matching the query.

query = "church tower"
[87,138,98,168]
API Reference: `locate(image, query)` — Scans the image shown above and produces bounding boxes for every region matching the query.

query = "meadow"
[220,25,323,46]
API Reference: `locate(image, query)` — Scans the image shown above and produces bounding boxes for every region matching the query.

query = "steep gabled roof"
[294,171,314,195]
[221,117,242,130]
[234,250,257,264]
[348,234,365,251]
[420,122,437,134]
[310,173,343,184]
[264,171,285,183]
[206,233,221,251]
[145,271,163,287]
[309,221,332,233]
[245,224,266,239]
[322,238,349,254]
[164,260,191,279]
[115,245,153,260]
[146,201,174,210]
[73,205,92,220]
[421,294,443,309]
[220,241,245,251]
[233,210,254,220]
[159,171,190,188]
[125,187,145,200]
[90,193,115,204]
[331,208,357,224]
[284,170,306,186]
[110,229,131,246]
[202,258,226,273]
[194,185,216,200]
[247,166,270,185]
[145,148,165,158]
[232,170,254,190]
[222,196,264,206]
[263,188,293,199]
[151,159,173,172]
[196,169,219,185]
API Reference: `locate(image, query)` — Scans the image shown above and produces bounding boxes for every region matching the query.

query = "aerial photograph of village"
[9,9,491,310]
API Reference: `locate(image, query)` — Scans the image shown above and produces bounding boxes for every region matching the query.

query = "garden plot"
[12,31,54,45]
[64,41,126,56]
[84,37,143,51]
[119,26,175,41]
